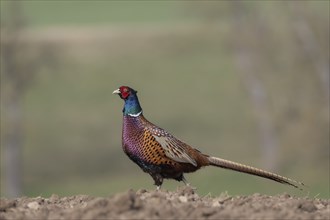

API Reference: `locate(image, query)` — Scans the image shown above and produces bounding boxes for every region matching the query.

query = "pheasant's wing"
[148,126,197,167]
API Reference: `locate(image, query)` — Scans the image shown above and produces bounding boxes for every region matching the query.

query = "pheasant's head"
[113,86,142,116]
[112,86,137,100]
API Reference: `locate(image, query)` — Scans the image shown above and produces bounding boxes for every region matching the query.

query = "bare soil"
[1,187,329,220]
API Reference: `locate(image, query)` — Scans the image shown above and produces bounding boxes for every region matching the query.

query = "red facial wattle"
[119,86,130,99]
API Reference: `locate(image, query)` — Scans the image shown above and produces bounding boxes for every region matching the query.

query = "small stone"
[0,199,16,211]
[136,189,147,194]
[202,208,216,217]
[280,193,291,199]
[178,196,188,203]
[212,200,220,207]
[27,201,40,210]
[298,201,317,212]
[179,186,195,196]
[315,203,325,209]
[49,194,60,203]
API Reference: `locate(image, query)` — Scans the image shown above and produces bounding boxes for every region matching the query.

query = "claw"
[182,176,197,190]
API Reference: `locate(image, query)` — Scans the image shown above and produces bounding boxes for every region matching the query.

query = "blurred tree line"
[228,1,329,171]
[189,0,328,169]
[1,1,57,197]
[181,1,329,172]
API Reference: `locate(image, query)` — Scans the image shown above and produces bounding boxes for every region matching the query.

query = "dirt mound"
[1,187,329,220]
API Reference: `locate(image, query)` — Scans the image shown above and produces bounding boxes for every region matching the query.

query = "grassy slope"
[1,1,191,27]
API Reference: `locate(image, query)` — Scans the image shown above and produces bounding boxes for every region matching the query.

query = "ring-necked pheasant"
[113,86,304,190]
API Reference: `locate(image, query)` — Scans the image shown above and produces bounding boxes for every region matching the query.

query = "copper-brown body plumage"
[114,86,304,190]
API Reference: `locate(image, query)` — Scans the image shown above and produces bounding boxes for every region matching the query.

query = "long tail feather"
[208,156,304,190]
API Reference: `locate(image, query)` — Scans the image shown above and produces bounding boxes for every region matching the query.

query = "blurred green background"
[1,1,329,198]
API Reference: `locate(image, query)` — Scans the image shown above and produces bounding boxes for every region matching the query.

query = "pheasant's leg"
[181,175,197,190]
[182,175,190,186]
[174,174,190,186]
[151,173,163,190]
[174,173,190,186]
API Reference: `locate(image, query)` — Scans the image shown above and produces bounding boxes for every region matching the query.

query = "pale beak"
[112,89,120,94]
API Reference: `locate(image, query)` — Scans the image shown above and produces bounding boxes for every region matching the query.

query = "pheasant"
[113,86,304,190]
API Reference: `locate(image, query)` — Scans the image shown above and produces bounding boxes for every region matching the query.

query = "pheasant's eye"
[123,88,128,93]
